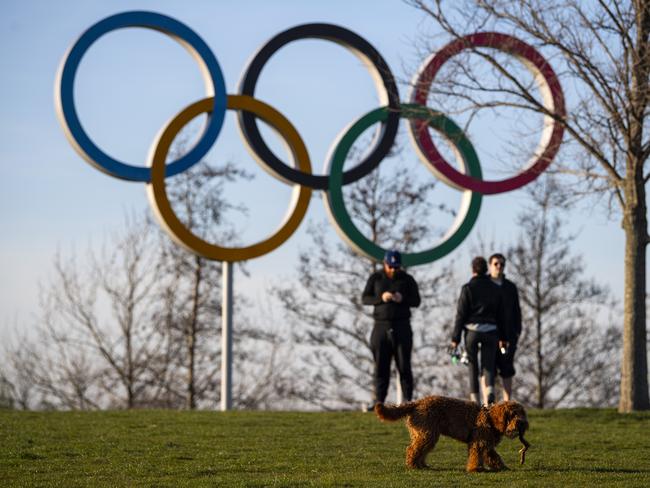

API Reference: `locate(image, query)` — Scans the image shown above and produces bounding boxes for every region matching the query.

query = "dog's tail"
[374,402,417,422]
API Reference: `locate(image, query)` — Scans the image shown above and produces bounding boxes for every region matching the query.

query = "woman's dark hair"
[472,256,487,275]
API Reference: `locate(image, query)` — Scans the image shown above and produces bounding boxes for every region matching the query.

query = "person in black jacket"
[451,256,508,405]
[362,249,421,406]
[488,253,522,401]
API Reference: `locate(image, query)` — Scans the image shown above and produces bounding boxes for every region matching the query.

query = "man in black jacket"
[488,253,522,401]
[451,256,508,405]
[362,250,421,406]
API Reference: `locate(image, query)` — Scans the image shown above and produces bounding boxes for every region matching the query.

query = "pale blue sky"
[0,0,628,337]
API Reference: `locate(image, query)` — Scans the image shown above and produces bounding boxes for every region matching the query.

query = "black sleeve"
[362,274,382,306]
[451,285,469,343]
[513,285,522,338]
[496,292,508,342]
[405,275,421,308]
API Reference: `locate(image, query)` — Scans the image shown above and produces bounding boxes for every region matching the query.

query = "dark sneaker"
[487,393,495,406]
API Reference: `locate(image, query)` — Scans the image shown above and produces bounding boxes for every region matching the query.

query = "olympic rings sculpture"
[55,11,565,266]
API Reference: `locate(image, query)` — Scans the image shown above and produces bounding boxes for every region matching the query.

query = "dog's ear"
[512,403,529,433]
[502,402,529,435]
[489,403,509,432]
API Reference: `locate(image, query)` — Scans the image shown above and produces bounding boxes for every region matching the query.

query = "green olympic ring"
[324,104,483,267]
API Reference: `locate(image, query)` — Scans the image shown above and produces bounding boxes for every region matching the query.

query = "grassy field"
[1,407,649,487]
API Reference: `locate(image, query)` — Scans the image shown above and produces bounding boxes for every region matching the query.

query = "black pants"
[496,340,518,378]
[465,329,498,395]
[370,322,413,403]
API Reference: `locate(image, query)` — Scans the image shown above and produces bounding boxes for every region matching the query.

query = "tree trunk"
[619,183,649,412]
[126,332,134,409]
[186,333,196,410]
[536,314,544,409]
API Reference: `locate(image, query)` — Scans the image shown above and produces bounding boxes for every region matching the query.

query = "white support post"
[220,261,233,411]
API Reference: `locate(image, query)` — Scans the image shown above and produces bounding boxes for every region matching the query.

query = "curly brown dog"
[375,396,529,472]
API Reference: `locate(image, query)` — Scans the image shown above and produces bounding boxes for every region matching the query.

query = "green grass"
[1,408,649,487]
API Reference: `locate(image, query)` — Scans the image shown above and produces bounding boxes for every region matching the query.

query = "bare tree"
[0,215,166,410]
[505,177,620,407]
[0,375,14,409]
[42,215,166,408]
[406,0,649,411]
[1,339,38,410]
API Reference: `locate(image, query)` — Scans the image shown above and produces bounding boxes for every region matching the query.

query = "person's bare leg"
[481,373,497,405]
[502,376,513,401]
[480,374,487,405]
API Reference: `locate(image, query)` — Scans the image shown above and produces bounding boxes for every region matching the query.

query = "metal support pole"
[220,261,233,411]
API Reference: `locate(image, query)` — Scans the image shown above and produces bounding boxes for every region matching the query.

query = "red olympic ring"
[410,32,566,195]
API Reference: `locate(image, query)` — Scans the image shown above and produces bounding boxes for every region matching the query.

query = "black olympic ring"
[238,23,401,190]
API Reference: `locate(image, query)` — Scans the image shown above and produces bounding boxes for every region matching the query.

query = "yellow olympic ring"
[146,95,312,261]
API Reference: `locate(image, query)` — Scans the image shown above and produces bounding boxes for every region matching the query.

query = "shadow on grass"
[545,466,649,474]
[19,452,45,460]
[409,464,650,475]
[193,469,219,477]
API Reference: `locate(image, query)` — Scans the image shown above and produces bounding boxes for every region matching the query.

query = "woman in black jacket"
[451,256,508,405]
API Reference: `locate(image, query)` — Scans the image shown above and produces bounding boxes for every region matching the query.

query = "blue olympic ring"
[55,11,227,182]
